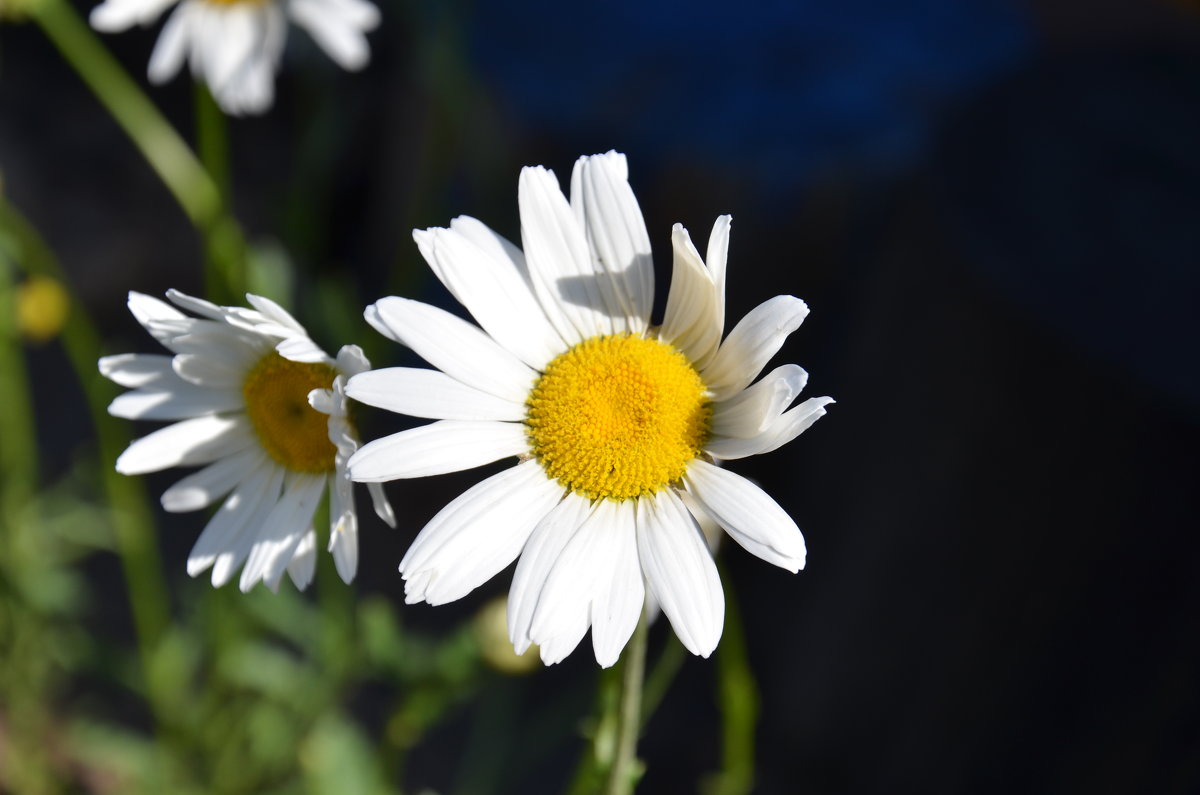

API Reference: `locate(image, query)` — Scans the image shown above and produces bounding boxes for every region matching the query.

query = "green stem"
[31,0,247,302]
[30,0,221,230]
[605,613,649,795]
[0,198,171,709]
[639,634,686,730]
[193,84,244,302]
[713,565,759,795]
[0,249,37,517]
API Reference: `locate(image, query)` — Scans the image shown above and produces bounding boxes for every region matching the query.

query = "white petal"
[146,2,192,83]
[660,223,722,367]
[115,414,253,475]
[346,367,526,422]
[244,293,306,334]
[414,224,563,370]
[589,500,644,668]
[107,384,241,420]
[99,354,176,388]
[276,336,330,364]
[683,460,806,573]
[335,344,370,377]
[637,491,724,657]
[528,499,640,668]
[239,472,326,592]
[367,482,395,527]
[711,364,808,439]
[707,396,833,460]
[348,420,527,482]
[286,529,318,590]
[400,459,563,606]
[289,0,372,70]
[328,466,358,582]
[203,5,259,98]
[703,215,730,337]
[90,0,177,32]
[364,297,537,404]
[127,291,185,343]
[185,456,278,580]
[569,151,653,334]
[164,288,227,320]
[518,165,614,341]
[702,295,809,402]
[160,446,262,512]
[507,492,595,654]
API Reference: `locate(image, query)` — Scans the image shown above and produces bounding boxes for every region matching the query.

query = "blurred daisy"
[101,290,394,591]
[347,151,832,667]
[89,0,379,115]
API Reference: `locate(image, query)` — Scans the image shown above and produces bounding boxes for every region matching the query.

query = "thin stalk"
[0,250,38,517]
[605,613,649,795]
[193,84,244,302]
[30,0,221,230]
[0,199,171,710]
[639,634,686,730]
[713,565,759,795]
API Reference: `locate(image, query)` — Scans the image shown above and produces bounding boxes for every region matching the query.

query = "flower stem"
[30,0,222,230]
[605,612,649,795]
[0,198,171,710]
[193,84,245,302]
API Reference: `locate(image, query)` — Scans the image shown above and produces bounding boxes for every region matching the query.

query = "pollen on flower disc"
[525,334,711,501]
[242,352,338,473]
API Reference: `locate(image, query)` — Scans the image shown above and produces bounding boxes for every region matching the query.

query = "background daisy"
[89,0,379,114]
[347,152,833,667]
[102,289,393,591]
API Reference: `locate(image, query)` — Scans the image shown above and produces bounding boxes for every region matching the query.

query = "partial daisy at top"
[89,0,379,114]
[346,151,833,668]
[101,290,394,592]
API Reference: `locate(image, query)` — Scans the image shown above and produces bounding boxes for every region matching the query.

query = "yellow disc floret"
[526,334,711,501]
[242,352,338,473]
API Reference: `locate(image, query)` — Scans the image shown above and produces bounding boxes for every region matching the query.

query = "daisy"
[89,0,379,115]
[101,289,394,591]
[347,151,832,667]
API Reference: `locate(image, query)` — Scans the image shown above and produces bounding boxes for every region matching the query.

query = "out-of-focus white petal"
[115,414,253,475]
[285,529,318,591]
[239,472,325,592]
[160,446,262,512]
[146,1,192,83]
[107,384,241,421]
[288,0,374,70]
[99,354,176,388]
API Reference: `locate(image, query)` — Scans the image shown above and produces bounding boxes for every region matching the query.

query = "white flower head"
[347,152,833,667]
[89,0,379,115]
[101,289,395,592]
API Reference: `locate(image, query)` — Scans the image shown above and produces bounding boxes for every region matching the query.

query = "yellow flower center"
[242,352,338,473]
[525,334,711,501]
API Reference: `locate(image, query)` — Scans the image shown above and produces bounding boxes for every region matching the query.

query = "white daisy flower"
[101,289,395,592]
[347,152,833,667]
[89,0,379,115]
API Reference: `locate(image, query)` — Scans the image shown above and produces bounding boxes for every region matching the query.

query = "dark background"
[3,0,1200,792]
